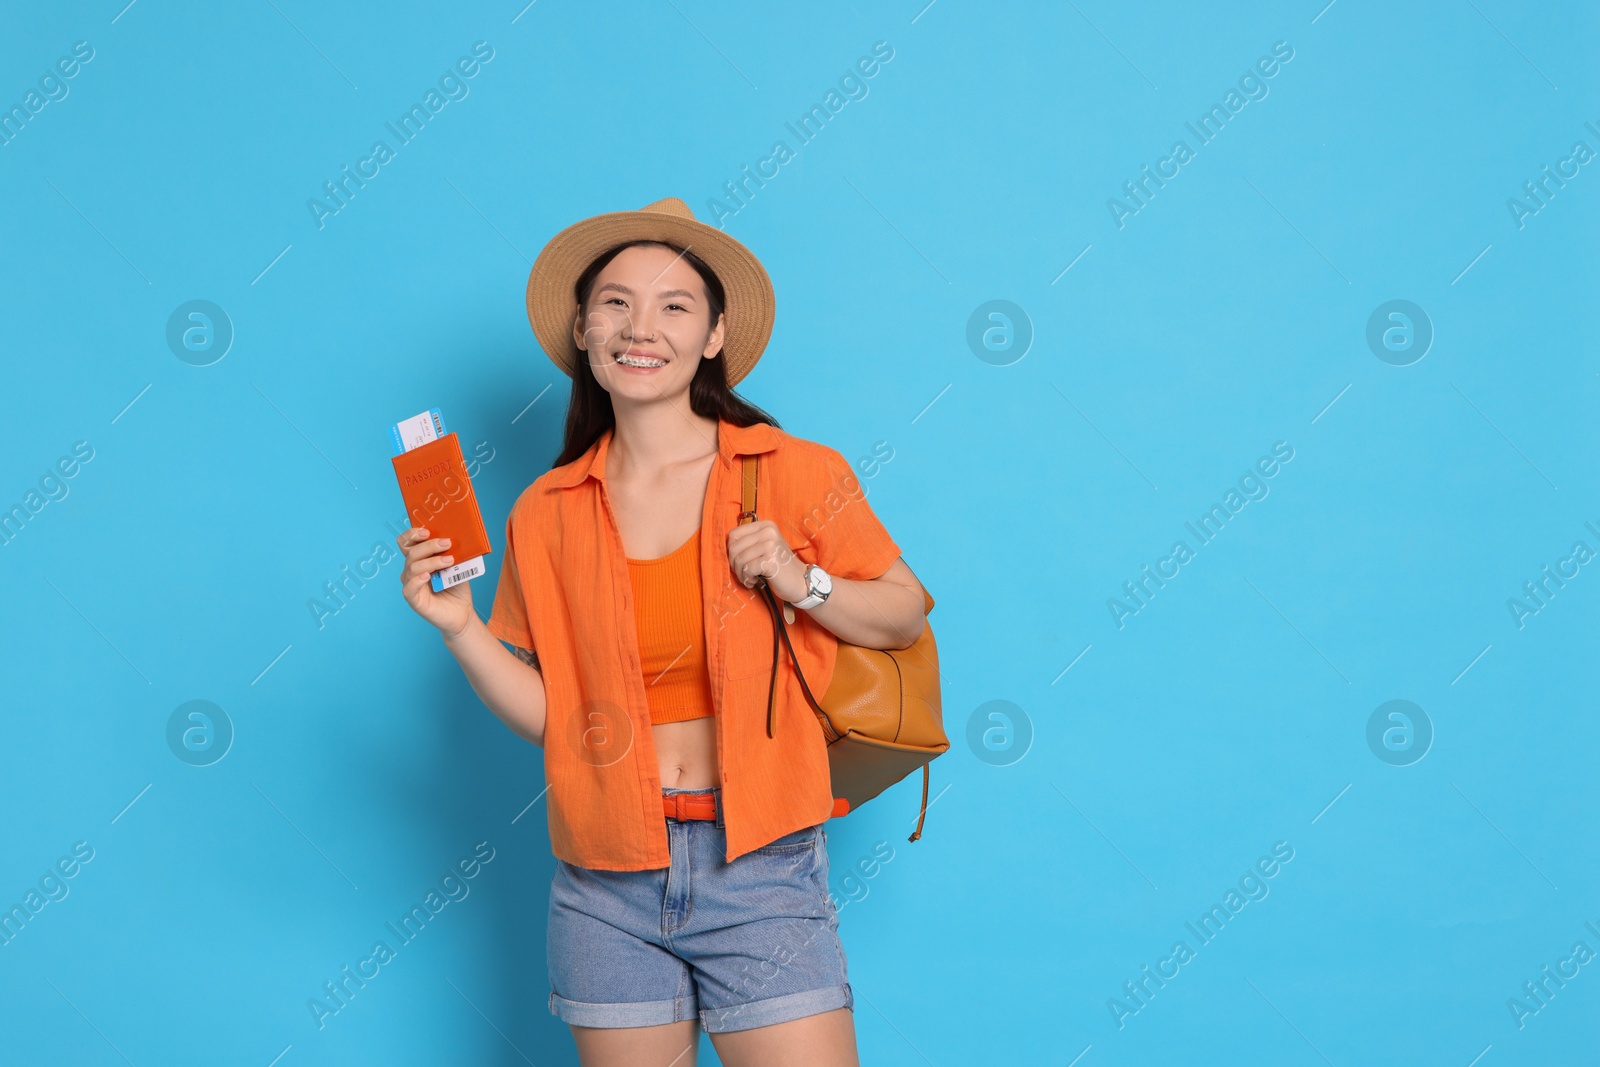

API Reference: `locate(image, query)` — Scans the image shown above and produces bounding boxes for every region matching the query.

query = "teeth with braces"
[617,354,666,367]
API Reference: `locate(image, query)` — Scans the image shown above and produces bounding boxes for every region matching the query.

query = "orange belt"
[661,793,851,821]
[662,792,719,821]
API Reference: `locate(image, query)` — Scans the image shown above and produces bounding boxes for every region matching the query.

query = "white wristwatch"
[791,564,833,610]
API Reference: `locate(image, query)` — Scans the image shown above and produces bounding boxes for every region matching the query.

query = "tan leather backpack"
[738,455,950,841]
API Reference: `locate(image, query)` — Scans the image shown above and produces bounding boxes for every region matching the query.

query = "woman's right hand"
[398,526,476,640]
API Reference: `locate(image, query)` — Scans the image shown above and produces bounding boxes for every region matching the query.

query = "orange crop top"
[625,527,716,725]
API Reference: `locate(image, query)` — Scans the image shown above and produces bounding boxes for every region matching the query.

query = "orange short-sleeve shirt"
[485,417,905,871]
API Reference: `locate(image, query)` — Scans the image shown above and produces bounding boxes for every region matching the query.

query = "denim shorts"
[546,785,853,1033]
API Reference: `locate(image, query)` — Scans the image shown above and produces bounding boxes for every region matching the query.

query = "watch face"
[810,566,832,595]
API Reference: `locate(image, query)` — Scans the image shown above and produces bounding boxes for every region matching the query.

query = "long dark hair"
[551,239,779,470]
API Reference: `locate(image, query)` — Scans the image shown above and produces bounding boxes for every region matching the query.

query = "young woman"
[398,197,926,1067]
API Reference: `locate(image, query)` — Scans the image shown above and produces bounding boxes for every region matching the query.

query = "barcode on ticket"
[434,556,486,590]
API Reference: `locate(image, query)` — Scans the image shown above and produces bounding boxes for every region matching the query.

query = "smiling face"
[573,243,726,405]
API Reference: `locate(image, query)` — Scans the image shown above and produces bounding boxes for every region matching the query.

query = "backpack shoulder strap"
[740,455,796,626]
[739,454,758,525]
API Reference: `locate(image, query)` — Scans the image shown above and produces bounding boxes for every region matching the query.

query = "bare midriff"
[654,717,721,789]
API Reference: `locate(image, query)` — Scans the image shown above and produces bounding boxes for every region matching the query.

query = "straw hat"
[525,197,775,388]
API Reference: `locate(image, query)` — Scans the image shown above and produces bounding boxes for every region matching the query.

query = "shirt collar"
[547,416,780,489]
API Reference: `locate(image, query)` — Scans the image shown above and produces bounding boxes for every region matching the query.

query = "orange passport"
[390,432,492,563]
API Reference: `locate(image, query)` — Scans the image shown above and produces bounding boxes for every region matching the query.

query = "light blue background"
[3,1,1597,1063]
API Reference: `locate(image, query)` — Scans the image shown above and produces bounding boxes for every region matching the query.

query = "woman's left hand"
[726,519,810,603]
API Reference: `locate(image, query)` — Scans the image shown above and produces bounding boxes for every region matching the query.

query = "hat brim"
[526,204,774,388]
